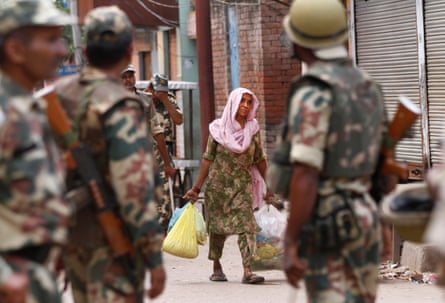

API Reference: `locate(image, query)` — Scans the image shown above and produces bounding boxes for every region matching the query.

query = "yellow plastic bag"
[162,203,198,258]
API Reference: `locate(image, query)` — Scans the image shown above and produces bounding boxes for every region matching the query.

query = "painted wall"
[178,0,201,161]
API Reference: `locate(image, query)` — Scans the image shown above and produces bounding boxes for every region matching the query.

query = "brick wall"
[169,29,178,80]
[259,1,301,155]
[210,0,300,157]
[211,2,230,118]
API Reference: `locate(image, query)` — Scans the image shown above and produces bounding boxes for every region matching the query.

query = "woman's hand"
[264,191,285,210]
[264,190,275,203]
[183,186,200,203]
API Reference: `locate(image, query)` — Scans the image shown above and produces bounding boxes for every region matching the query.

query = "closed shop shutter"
[424,1,445,165]
[354,0,423,166]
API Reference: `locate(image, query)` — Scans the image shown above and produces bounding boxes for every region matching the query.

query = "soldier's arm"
[104,100,164,269]
[285,83,331,236]
[153,133,176,178]
[149,105,175,178]
[154,91,183,125]
[283,82,332,288]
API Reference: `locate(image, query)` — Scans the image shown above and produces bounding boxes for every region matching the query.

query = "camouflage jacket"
[287,59,386,180]
[154,94,181,144]
[132,88,163,137]
[0,73,70,269]
[54,67,164,269]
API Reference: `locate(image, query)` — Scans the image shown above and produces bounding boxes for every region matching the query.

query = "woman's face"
[236,93,253,119]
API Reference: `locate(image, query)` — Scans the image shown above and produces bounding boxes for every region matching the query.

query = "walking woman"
[184,87,272,284]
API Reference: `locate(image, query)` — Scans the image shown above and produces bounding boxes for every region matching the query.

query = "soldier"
[146,74,184,223]
[150,74,183,155]
[269,0,395,302]
[120,65,176,231]
[53,6,166,303]
[0,0,75,302]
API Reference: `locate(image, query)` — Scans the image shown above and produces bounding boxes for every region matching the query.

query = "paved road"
[62,236,445,303]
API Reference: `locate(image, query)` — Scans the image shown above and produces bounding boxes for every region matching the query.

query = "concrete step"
[400,241,441,273]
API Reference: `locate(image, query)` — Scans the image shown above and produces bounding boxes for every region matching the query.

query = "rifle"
[371,96,421,201]
[34,86,138,288]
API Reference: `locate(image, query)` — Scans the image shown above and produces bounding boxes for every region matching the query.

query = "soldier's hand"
[147,266,166,299]
[283,243,307,289]
[153,91,169,104]
[165,164,176,179]
[0,272,29,303]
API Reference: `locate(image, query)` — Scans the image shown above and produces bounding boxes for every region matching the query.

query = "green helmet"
[283,0,348,50]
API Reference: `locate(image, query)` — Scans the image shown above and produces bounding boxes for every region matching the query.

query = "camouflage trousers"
[154,145,172,231]
[299,196,381,303]
[3,255,61,303]
[208,232,256,268]
[63,245,145,303]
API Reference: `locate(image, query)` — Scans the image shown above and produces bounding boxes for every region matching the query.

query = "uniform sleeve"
[148,105,163,136]
[203,135,218,161]
[168,95,182,113]
[287,81,332,171]
[104,100,164,269]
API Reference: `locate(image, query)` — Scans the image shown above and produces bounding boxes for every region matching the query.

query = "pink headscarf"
[209,87,265,209]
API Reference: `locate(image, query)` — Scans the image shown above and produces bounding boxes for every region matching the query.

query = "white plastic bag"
[254,204,287,240]
[252,204,287,271]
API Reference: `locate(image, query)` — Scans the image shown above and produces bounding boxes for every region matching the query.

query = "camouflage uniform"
[134,89,171,230]
[286,60,386,302]
[153,90,181,229]
[154,93,180,154]
[0,1,74,302]
[53,6,164,303]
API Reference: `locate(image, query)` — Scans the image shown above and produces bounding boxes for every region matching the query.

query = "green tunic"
[203,133,265,235]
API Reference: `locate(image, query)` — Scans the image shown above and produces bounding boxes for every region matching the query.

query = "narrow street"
[63,236,445,303]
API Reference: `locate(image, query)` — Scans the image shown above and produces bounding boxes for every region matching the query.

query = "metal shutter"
[424,0,445,165]
[355,0,423,165]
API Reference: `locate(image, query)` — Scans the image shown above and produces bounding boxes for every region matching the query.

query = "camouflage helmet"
[0,0,76,42]
[84,5,133,47]
[283,0,348,50]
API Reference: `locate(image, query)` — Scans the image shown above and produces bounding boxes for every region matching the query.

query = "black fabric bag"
[266,138,293,199]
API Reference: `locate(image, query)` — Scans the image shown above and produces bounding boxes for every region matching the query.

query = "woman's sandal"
[209,272,228,282]
[241,273,265,284]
